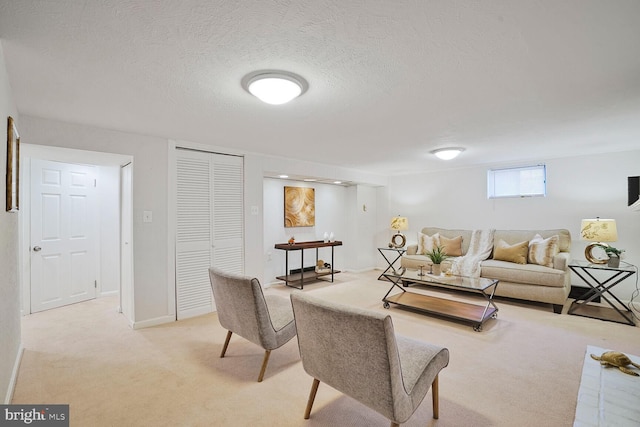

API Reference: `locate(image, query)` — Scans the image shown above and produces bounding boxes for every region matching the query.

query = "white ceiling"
[1,1,639,176]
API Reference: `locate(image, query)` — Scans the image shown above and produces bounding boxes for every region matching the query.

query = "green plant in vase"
[425,246,449,275]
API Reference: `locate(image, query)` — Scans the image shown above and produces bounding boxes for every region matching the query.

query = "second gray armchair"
[209,268,297,382]
[290,291,450,426]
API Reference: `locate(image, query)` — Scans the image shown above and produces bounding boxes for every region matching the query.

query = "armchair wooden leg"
[257,350,271,382]
[390,423,399,427]
[432,374,439,419]
[304,378,320,419]
[220,330,232,358]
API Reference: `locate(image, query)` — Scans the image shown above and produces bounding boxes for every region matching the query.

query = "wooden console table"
[274,240,342,289]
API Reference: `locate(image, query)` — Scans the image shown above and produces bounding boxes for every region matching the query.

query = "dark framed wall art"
[6,116,19,212]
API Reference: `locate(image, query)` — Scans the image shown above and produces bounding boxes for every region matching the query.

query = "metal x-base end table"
[568,260,636,326]
[377,247,407,281]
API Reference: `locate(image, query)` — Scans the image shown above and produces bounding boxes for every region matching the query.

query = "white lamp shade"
[580,218,617,242]
[390,216,409,231]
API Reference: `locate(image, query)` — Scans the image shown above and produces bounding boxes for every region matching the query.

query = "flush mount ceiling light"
[242,70,308,105]
[431,147,465,160]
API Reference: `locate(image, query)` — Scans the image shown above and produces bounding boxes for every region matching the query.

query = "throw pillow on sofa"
[528,234,559,268]
[440,235,463,257]
[417,232,440,255]
[493,239,529,264]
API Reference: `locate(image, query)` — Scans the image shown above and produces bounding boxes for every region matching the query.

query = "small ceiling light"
[278,175,289,178]
[242,70,308,105]
[431,147,465,160]
[333,181,342,184]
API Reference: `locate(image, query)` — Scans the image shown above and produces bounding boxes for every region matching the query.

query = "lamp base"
[585,242,608,264]
[389,232,406,249]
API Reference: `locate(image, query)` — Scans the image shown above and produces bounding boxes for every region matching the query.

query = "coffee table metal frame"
[382,269,500,331]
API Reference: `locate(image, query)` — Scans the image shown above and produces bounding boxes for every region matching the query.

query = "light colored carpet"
[12,271,640,427]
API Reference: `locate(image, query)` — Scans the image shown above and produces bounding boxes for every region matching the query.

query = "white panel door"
[30,159,98,313]
[175,149,243,320]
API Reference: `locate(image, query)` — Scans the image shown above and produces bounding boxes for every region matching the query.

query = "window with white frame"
[487,164,546,199]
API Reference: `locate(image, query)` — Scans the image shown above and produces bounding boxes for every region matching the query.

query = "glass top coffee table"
[381,268,499,331]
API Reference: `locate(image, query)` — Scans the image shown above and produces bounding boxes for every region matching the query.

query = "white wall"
[387,150,640,302]
[351,184,379,272]
[0,42,21,403]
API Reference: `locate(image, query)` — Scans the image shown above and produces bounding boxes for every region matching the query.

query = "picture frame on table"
[6,116,19,212]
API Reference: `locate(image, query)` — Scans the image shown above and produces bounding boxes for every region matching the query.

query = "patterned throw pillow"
[528,234,559,268]
[417,232,440,255]
[440,235,463,257]
[493,239,529,264]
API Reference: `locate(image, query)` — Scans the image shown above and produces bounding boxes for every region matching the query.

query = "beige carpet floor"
[12,271,640,427]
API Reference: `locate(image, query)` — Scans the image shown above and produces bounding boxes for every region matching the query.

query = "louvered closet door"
[176,149,243,320]
[211,155,244,275]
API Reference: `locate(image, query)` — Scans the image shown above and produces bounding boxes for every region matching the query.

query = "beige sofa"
[401,227,572,313]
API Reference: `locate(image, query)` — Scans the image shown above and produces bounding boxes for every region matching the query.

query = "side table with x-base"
[568,260,636,326]
[377,247,407,281]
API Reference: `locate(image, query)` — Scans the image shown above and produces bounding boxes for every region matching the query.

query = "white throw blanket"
[451,229,495,278]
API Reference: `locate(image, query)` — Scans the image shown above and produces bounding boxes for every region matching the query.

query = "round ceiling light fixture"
[431,147,465,160]
[242,70,308,105]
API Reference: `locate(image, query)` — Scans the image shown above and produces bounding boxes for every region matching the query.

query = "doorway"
[20,145,133,321]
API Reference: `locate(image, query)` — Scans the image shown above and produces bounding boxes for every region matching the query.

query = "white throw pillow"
[528,234,559,268]
[417,232,440,256]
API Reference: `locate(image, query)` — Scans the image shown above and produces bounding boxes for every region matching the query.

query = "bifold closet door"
[175,149,243,320]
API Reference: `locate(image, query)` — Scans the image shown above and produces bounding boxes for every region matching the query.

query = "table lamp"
[580,218,617,264]
[389,216,409,248]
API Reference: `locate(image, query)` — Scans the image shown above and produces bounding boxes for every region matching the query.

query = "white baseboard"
[100,290,119,298]
[131,314,175,330]
[4,343,24,404]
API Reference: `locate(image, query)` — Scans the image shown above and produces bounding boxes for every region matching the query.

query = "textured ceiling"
[1,0,639,175]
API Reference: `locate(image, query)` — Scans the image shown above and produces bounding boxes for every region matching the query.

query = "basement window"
[487,165,546,199]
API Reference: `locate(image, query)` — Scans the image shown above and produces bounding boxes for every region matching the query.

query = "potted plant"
[602,245,624,268]
[425,246,449,275]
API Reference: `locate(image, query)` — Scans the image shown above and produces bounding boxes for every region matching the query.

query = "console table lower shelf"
[275,270,341,287]
[383,292,497,332]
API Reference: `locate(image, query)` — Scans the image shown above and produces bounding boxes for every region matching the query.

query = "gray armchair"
[290,291,449,426]
[208,268,296,382]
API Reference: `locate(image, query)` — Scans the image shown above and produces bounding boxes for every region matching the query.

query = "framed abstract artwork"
[284,186,315,227]
[6,116,19,212]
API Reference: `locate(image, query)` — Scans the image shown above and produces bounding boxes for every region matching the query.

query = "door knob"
[33,246,42,252]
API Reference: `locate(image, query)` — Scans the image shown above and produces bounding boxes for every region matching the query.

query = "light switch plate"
[143,211,153,223]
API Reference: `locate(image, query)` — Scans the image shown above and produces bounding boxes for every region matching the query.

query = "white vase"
[432,264,441,276]
[329,232,335,242]
[323,232,329,243]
